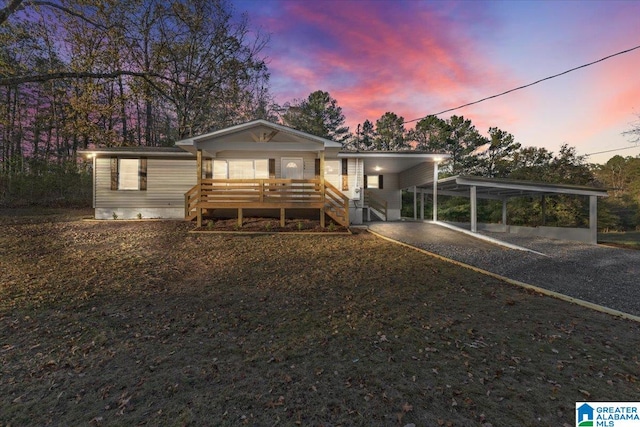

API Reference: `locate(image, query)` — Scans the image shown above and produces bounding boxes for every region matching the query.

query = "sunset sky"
[235,0,640,164]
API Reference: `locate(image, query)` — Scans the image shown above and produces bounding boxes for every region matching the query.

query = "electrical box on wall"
[353,187,361,200]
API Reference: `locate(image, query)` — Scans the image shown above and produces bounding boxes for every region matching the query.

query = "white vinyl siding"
[398,162,436,189]
[96,157,196,209]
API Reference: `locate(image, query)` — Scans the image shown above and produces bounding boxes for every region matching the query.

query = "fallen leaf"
[579,389,591,397]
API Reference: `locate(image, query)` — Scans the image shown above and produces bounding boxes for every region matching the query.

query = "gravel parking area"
[368,221,640,317]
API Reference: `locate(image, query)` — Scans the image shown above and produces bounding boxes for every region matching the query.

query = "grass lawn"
[599,230,640,249]
[2,210,639,426]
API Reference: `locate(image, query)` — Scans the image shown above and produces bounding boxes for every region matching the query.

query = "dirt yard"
[1,210,639,426]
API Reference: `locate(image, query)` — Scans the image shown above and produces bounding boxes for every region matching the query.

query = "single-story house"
[81,119,447,227]
[80,119,609,243]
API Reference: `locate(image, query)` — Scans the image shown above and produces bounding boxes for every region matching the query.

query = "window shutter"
[314,158,320,179]
[269,158,276,179]
[378,175,383,189]
[139,158,147,191]
[110,157,118,190]
[364,175,368,189]
[341,159,349,190]
[204,159,213,179]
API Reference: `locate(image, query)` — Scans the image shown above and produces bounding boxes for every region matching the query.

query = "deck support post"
[320,207,325,228]
[196,149,202,226]
[280,208,285,227]
[238,208,243,228]
[470,185,477,233]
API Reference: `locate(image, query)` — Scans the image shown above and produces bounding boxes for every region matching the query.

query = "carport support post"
[432,161,439,221]
[470,185,477,233]
[420,190,424,220]
[413,186,417,220]
[589,195,597,244]
[502,199,507,228]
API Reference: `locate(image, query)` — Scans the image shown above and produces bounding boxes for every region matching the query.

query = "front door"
[281,158,304,180]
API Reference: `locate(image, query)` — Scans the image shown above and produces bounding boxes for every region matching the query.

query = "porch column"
[196,149,202,227]
[413,186,417,220]
[502,199,508,231]
[470,185,477,233]
[432,161,439,221]
[420,190,424,220]
[589,195,597,244]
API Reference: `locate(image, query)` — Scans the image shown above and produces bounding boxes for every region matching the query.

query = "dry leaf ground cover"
[1,209,639,427]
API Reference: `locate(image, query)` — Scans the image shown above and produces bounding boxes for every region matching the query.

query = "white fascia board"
[455,177,608,197]
[80,150,194,158]
[338,152,449,160]
[179,120,340,149]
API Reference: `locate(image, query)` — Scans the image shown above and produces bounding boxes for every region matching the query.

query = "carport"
[410,175,608,244]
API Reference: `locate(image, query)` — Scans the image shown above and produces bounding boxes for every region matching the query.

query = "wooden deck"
[185,179,349,227]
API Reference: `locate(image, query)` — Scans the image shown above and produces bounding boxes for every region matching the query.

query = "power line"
[585,144,640,157]
[403,43,640,125]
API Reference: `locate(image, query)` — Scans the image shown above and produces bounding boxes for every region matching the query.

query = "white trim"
[176,119,342,149]
[338,152,447,160]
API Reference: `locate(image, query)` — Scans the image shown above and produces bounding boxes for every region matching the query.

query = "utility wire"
[585,144,640,157]
[403,43,640,125]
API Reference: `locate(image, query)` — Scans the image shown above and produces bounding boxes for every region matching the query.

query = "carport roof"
[428,175,608,200]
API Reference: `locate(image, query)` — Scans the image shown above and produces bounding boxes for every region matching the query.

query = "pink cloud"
[264,1,517,130]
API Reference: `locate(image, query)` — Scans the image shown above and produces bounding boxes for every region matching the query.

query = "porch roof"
[338,151,449,174]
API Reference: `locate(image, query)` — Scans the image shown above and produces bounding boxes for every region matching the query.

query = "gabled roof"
[175,119,343,154]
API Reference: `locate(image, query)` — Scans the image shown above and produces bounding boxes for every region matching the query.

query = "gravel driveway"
[368,221,640,317]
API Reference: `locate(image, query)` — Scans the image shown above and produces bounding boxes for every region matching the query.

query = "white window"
[213,160,228,179]
[217,159,270,179]
[255,159,269,179]
[366,175,379,189]
[324,160,341,188]
[228,160,254,179]
[118,159,139,190]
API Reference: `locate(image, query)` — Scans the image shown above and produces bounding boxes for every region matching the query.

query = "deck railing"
[364,190,388,221]
[185,179,349,226]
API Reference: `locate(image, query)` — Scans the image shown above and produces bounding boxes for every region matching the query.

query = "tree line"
[283,90,640,231]
[1,0,639,231]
